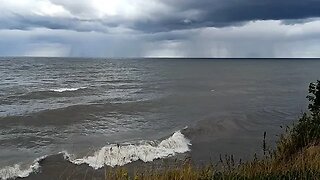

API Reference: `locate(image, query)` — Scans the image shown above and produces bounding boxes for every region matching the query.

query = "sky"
[0,0,320,58]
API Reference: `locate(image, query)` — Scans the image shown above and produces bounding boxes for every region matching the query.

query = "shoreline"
[19,153,191,180]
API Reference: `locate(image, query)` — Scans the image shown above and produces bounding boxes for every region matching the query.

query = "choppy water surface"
[0,57,319,179]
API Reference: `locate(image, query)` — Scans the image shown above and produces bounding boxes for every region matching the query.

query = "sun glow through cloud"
[0,0,319,57]
[34,1,72,17]
[91,0,161,19]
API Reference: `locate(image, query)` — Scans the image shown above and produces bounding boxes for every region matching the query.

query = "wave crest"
[0,131,190,179]
[50,87,87,92]
[0,156,46,180]
[64,131,191,169]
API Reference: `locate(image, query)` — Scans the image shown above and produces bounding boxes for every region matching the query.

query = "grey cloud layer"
[1,20,319,57]
[0,0,320,57]
[139,0,320,32]
[1,0,320,33]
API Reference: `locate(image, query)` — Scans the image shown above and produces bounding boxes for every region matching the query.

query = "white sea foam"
[0,131,190,179]
[64,131,191,169]
[0,156,46,180]
[50,87,87,92]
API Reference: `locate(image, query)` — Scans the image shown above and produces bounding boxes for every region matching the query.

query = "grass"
[103,145,320,179]
[100,80,320,179]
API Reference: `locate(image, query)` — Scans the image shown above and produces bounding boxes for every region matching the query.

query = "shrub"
[276,80,320,160]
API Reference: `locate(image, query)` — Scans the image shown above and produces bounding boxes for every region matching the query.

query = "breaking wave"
[63,130,191,169]
[50,87,87,92]
[0,156,46,180]
[0,130,190,179]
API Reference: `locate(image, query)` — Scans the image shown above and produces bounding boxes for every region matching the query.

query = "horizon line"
[1,56,320,59]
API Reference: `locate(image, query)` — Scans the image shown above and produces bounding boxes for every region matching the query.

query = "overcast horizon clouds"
[1,0,320,58]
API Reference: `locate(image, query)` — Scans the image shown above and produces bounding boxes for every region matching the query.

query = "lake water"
[0,57,319,179]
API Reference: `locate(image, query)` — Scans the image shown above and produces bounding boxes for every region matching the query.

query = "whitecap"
[50,87,87,92]
[0,156,46,180]
[63,130,191,169]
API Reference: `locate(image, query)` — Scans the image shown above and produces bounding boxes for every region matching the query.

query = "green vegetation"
[276,80,320,161]
[104,81,320,180]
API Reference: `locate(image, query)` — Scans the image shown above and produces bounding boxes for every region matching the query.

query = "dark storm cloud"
[134,0,320,32]
[1,0,320,33]
[1,0,320,57]
[0,13,111,33]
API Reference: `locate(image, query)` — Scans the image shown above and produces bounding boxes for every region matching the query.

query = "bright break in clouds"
[1,0,320,57]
